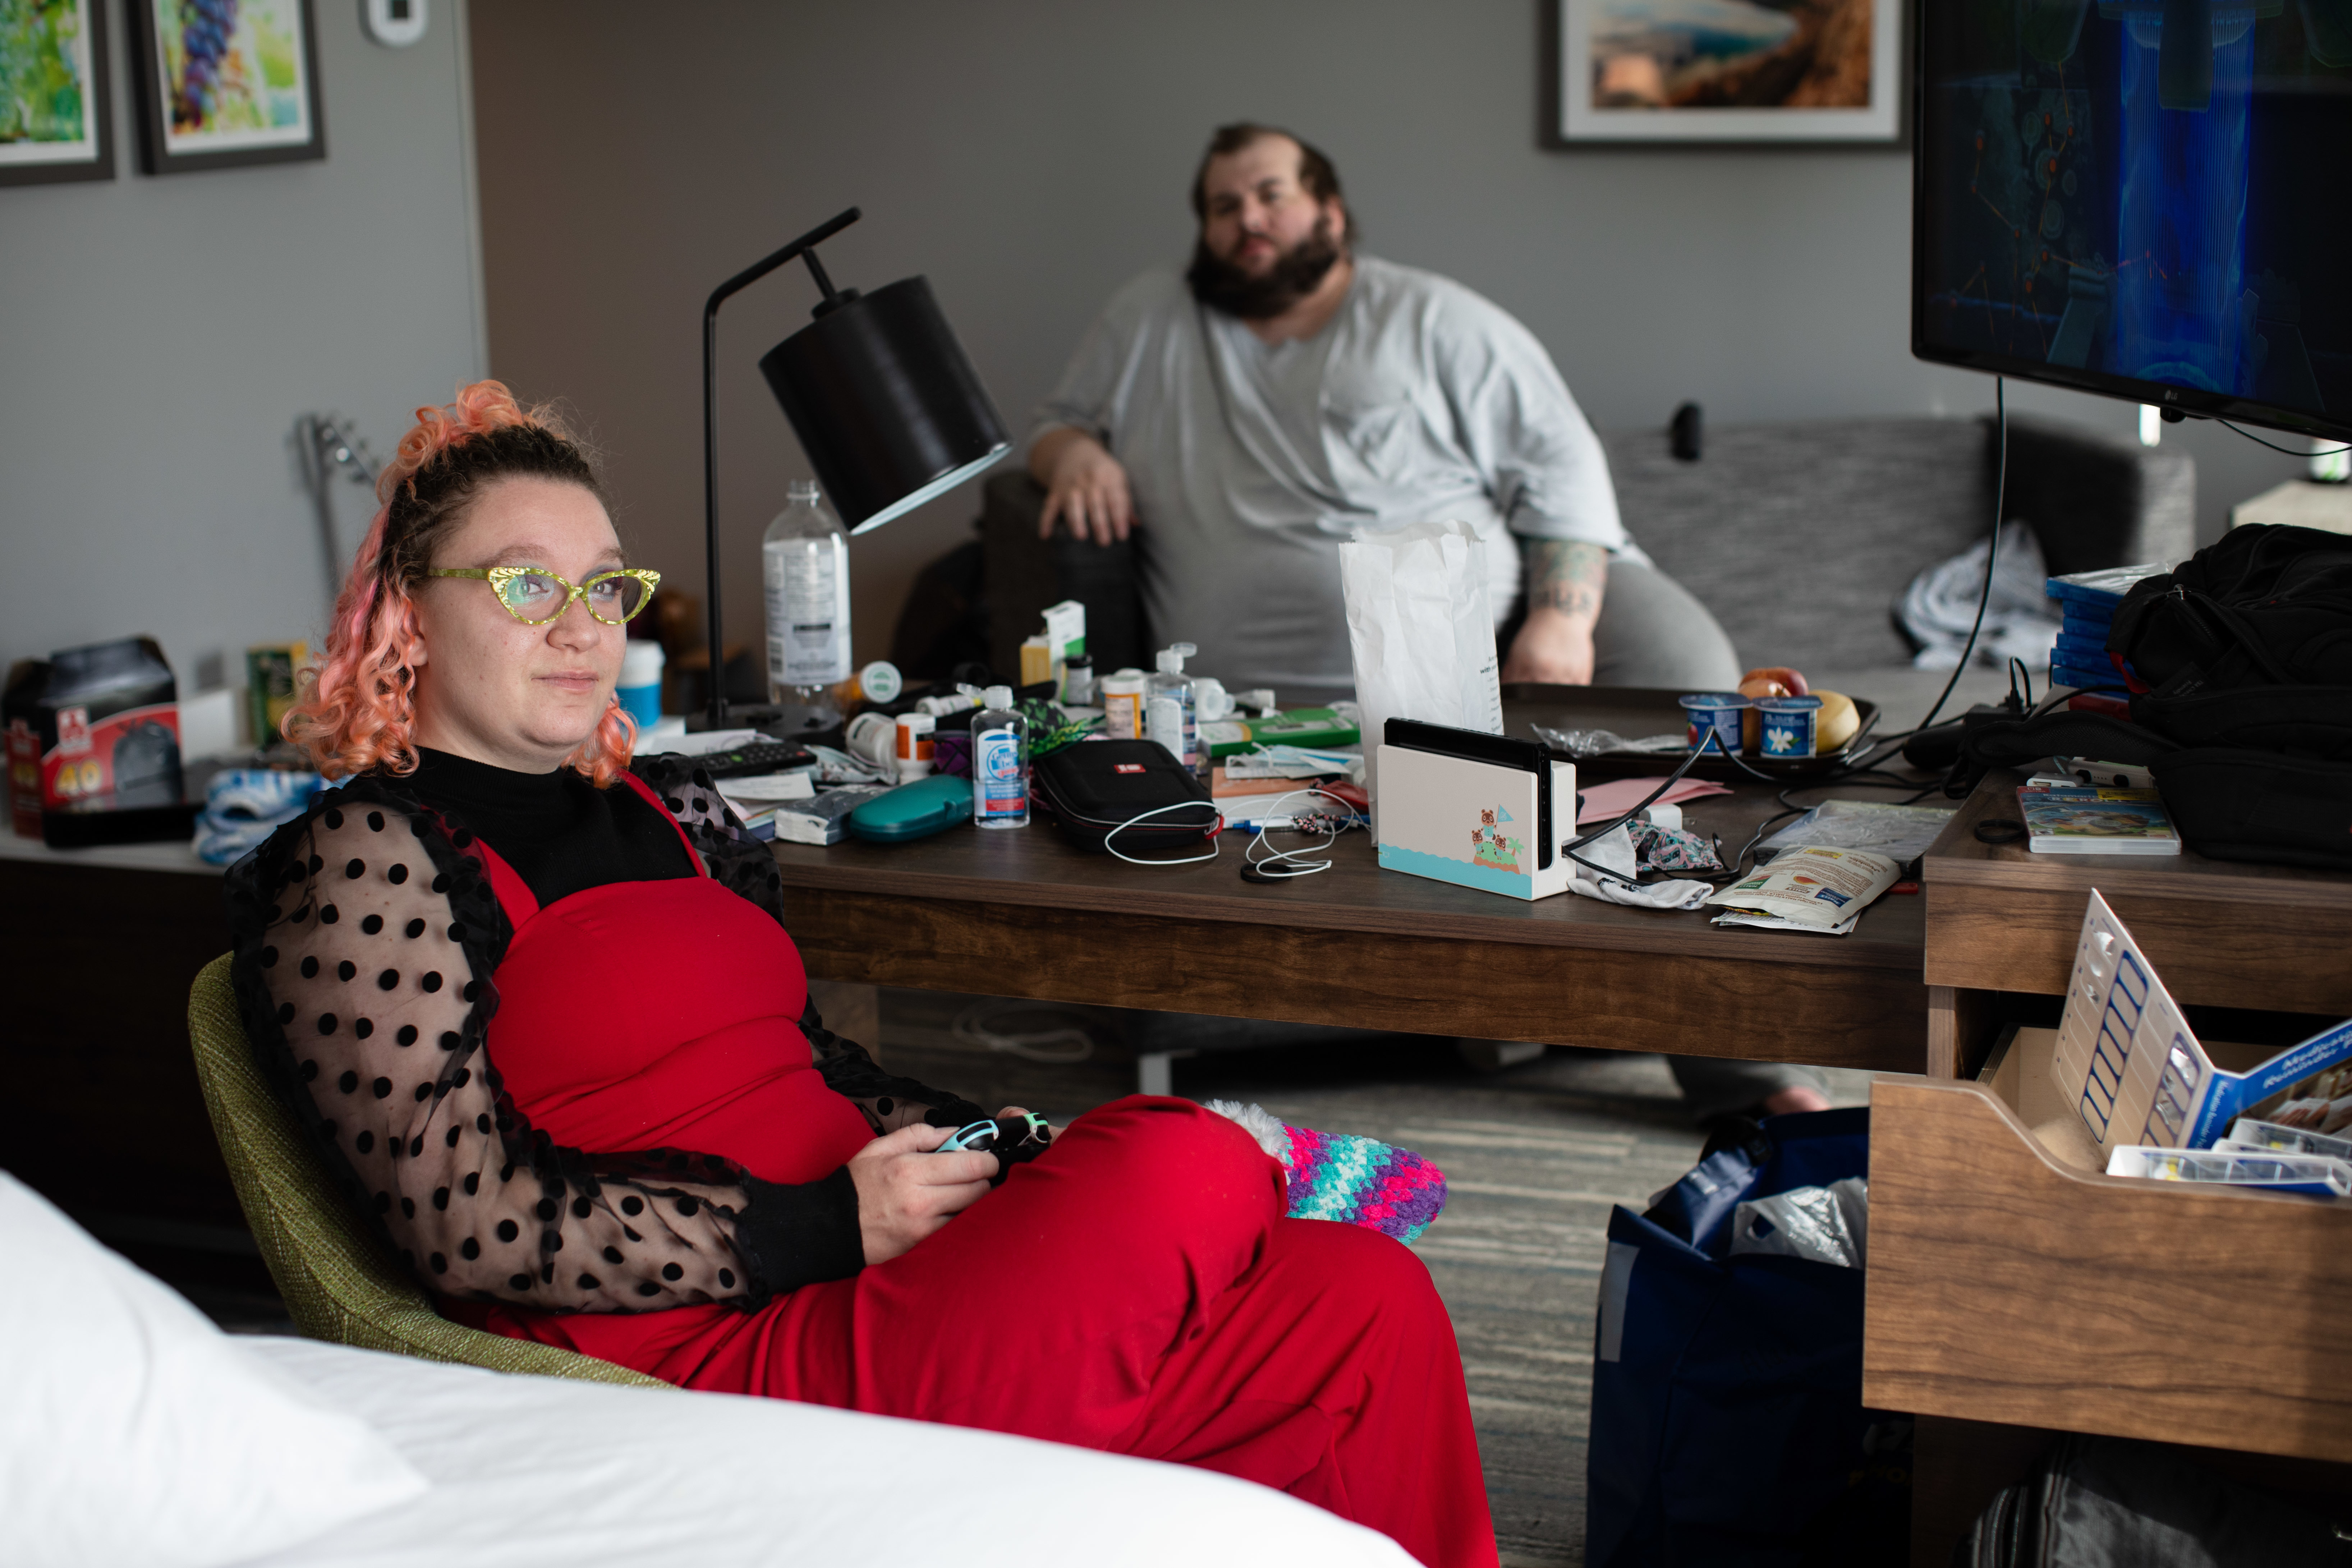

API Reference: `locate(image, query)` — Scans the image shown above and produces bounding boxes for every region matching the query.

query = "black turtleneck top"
[403,747,695,907]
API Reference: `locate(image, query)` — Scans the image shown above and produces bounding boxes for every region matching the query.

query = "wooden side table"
[1869,770,2352,1562]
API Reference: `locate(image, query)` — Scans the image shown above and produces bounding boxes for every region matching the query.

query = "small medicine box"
[2052,890,2352,1155]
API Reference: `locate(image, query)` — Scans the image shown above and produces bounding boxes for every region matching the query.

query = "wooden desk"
[1872,771,2352,1562]
[771,690,1933,1074]
[1926,767,2352,1021]
[0,833,238,1227]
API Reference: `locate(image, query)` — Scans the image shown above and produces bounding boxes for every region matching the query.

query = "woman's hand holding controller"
[847,1123,998,1266]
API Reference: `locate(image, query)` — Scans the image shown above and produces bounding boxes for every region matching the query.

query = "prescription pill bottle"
[895,712,936,781]
[1099,669,1148,741]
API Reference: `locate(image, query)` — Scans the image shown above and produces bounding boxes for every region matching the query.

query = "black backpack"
[1958,524,2352,870]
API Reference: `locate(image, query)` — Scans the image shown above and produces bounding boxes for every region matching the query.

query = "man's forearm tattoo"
[1527,541,1608,621]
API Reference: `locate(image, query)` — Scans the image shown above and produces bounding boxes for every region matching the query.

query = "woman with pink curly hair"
[225,382,1495,1568]
[284,380,637,784]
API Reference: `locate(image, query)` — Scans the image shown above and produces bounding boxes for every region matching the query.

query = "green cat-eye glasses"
[426,566,662,626]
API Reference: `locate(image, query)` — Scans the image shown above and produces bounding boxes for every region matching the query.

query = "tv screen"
[1914,1,2352,442]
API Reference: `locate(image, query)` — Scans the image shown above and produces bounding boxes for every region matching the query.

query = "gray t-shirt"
[1030,255,1641,699]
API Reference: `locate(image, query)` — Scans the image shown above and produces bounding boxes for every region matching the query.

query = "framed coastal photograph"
[0,0,114,186]
[129,0,323,174]
[1560,0,1903,144]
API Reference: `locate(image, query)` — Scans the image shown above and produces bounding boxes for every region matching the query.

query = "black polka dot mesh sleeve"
[634,757,988,1134]
[225,782,864,1314]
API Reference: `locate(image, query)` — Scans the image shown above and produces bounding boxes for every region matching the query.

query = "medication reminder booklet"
[2055,890,2352,1154]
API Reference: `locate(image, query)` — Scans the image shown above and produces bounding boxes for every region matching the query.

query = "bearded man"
[1026,121,1743,704]
[1029,124,1826,1123]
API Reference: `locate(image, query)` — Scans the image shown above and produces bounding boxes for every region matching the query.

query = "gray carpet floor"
[876,992,1873,1568]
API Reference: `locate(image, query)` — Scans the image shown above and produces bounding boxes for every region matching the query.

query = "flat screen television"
[1914,0,2352,443]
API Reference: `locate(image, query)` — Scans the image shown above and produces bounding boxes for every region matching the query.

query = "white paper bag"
[1338,519,1503,841]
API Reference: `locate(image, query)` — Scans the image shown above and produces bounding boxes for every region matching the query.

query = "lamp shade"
[757,276,1011,534]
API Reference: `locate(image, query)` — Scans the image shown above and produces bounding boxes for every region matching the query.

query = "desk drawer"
[1864,1065,2352,1463]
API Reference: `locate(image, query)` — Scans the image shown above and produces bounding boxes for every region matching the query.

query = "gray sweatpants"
[1586,557,1744,691]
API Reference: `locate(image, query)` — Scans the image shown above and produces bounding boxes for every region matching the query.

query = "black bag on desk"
[1957,525,2352,870]
[1031,739,1217,853]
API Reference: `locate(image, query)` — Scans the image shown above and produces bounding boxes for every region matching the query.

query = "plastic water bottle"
[971,685,1029,829]
[762,480,851,711]
[1146,642,1200,778]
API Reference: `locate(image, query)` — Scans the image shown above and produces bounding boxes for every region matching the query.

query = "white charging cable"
[1103,798,1225,867]
[1240,786,1355,880]
[949,999,1097,1063]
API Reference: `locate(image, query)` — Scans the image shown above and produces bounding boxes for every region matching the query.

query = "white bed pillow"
[0,1172,428,1568]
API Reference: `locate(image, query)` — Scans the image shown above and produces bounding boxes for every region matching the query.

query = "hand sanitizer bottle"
[971,686,1029,829]
[762,480,851,726]
[1146,642,1200,778]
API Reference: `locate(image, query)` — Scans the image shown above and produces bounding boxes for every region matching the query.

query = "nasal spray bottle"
[971,686,1029,829]
[1146,643,1201,780]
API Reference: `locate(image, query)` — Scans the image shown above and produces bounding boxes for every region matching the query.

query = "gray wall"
[468,0,2311,672]
[1,0,485,713]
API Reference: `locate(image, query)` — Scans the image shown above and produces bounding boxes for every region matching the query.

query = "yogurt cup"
[1677,693,1748,758]
[1754,695,1823,759]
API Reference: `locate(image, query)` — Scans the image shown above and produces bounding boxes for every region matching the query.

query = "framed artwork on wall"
[129,0,324,174]
[1559,0,1903,144]
[0,0,115,186]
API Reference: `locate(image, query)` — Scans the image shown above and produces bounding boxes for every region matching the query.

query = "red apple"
[1738,666,1809,698]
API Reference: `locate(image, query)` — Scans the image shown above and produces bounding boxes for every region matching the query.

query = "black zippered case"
[1032,739,1217,852]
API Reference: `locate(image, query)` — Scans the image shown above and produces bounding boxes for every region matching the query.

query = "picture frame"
[0,0,115,187]
[128,0,324,174]
[1558,0,1903,145]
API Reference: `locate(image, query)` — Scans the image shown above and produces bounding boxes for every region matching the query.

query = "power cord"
[1553,728,1796,884]
[949,999,1097,1064]
[1239,786,1357,880]
[1740,382,2015,800]
[1912,376,2009,737]
[1103,799,1224,867]
[2217,419,2352,459]
[1566,390,2019,882]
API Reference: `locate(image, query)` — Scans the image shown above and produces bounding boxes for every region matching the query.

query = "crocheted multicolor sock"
[1208,1101,1448,1245]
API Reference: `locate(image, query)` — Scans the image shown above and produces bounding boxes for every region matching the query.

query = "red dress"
[233,765,1495,1568]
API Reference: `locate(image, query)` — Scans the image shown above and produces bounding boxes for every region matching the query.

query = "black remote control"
[693,741,818,781]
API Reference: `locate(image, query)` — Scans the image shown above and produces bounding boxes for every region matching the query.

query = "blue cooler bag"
[1586,1107,1907,1567]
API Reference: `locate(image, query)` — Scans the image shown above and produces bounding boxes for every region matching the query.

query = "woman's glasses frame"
[425,566,662,627]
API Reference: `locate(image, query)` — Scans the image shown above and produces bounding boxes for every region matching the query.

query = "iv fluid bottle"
[1146,642,1200,777]
[971,685,1029,829]
[762,480,851,707]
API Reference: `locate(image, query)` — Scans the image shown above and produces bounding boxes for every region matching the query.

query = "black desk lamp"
[699,207,1010,729]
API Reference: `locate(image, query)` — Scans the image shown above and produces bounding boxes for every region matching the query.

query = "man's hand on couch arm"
[1032,427,1135,546]
[1502,541,1608,685]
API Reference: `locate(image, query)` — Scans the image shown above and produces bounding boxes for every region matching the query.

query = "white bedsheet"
[231,1337,1416,1568]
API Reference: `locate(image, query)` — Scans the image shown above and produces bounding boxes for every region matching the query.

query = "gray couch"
[978,412,2195,705]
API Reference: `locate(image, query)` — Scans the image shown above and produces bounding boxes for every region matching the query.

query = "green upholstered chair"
[187,953,666,1388]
